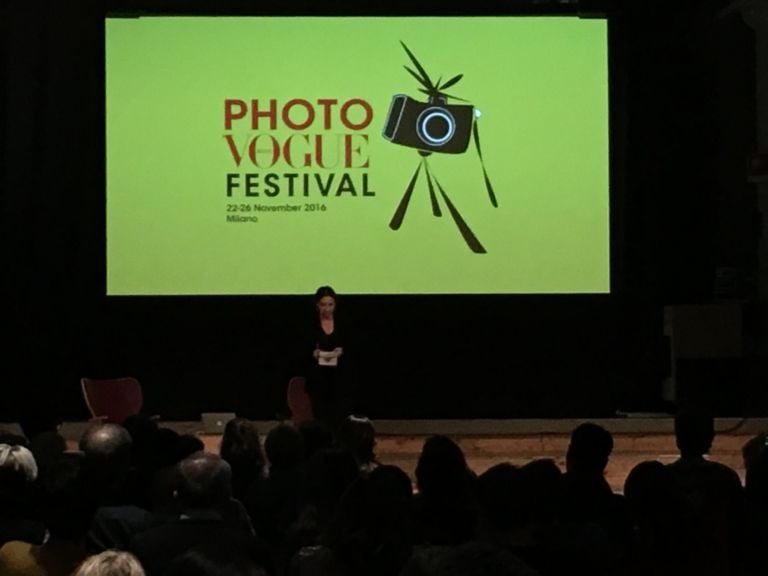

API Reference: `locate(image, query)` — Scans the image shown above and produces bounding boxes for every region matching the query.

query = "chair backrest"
[286,376,313,425]
[81,377,143,425]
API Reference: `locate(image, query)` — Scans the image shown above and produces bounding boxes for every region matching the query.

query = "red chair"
[286,376,314,425]
[80,377,143,425]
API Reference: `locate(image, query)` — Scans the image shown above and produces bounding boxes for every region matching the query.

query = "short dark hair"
[567,422,613,473]
[674,407,715,457]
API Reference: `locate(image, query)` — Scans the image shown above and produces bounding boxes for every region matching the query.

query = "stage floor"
[12,417,764,493]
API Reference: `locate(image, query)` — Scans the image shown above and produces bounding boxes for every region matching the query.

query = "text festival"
[224,98,375,198]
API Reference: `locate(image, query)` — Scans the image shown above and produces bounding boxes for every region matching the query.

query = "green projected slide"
[106,16,608,295]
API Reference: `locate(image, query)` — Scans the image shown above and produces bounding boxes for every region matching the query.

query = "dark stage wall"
[2,1,764,421]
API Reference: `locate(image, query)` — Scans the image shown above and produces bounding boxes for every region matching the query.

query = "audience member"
[414,435,477,546]
[298,420,333,462]
[244,423,306,576]
[129,451,266,575]
[668,407,745,576]
[561,422,632,567]
[305,464,416,576]
[0,452,95,575]
[79,423,133,507]
[74,550,145,576]
[0,444,46,547]
[335,414,378,473]
[624,460,718,576]
[220,418,266,503]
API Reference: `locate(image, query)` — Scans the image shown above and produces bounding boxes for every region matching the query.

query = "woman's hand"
[333,347,344,358]
[313,348,320,359]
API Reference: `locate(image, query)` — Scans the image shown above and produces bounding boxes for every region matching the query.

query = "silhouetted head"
[176,451,232,510]
[176,434,205,462]
[415,434,474,499]
[298,419,333,461]
[220,418,265,472]
[304,447,359,507]
[0,443,38,482]
[336,415,376,468]
[476,463,523,533]
[41,452,94,541]
[566,422,613,474]
[674,407,714,458]
[79,423,133,482]
[123,414,160,456]
[520,458,563,523]
[265,423,304,469]
[29,431,67,480]
[624,460,674,514]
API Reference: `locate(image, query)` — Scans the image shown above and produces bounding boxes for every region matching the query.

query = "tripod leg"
[423,159,442,217]
[389,159,423,230]
[432,172,487,254]
[473,122,497,207]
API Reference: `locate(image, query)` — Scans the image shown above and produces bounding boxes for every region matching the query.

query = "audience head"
[220,417,265,472]
[29,430,67,480]
[74,550,145,576]
[624,460,675,514]
[674,406,715,458]
[176,451,232,509]
[122,414,160,464]
[0,444,38,513]
[336,414,376,468]
[304,447,360,509]
[476,463,523,533]
[0,443,38,482]
[298,419,333,461]
[79,423,133,467]
[415,434,475,499]
[176,433,206,460]
[566,422,613,474]
[264,423,304,469]
[369,463,414,502]
[41,452,94,541]
[519,458,563,522]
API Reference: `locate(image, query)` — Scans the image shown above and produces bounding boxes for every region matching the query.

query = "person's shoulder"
[705,459,743,485]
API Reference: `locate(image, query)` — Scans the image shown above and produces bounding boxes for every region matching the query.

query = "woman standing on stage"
[307,285,346,433]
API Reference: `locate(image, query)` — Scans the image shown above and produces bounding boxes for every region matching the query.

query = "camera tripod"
[388,122,497,254]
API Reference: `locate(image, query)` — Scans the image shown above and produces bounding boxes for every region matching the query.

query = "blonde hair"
[74,550,145,576]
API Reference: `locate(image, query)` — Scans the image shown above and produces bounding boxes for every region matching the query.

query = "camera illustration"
[382,42,497,254]
[383,94,475,154]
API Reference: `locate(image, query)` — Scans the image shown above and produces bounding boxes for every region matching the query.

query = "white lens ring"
[417,107,456,146]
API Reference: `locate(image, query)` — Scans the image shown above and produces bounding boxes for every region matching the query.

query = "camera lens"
[417,107,456,147]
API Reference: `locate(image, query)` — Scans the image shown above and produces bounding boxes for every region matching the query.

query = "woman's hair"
[314,285,337,304]
[220,418,264,469]
[0,444,38,482]
[74,550,145,576]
